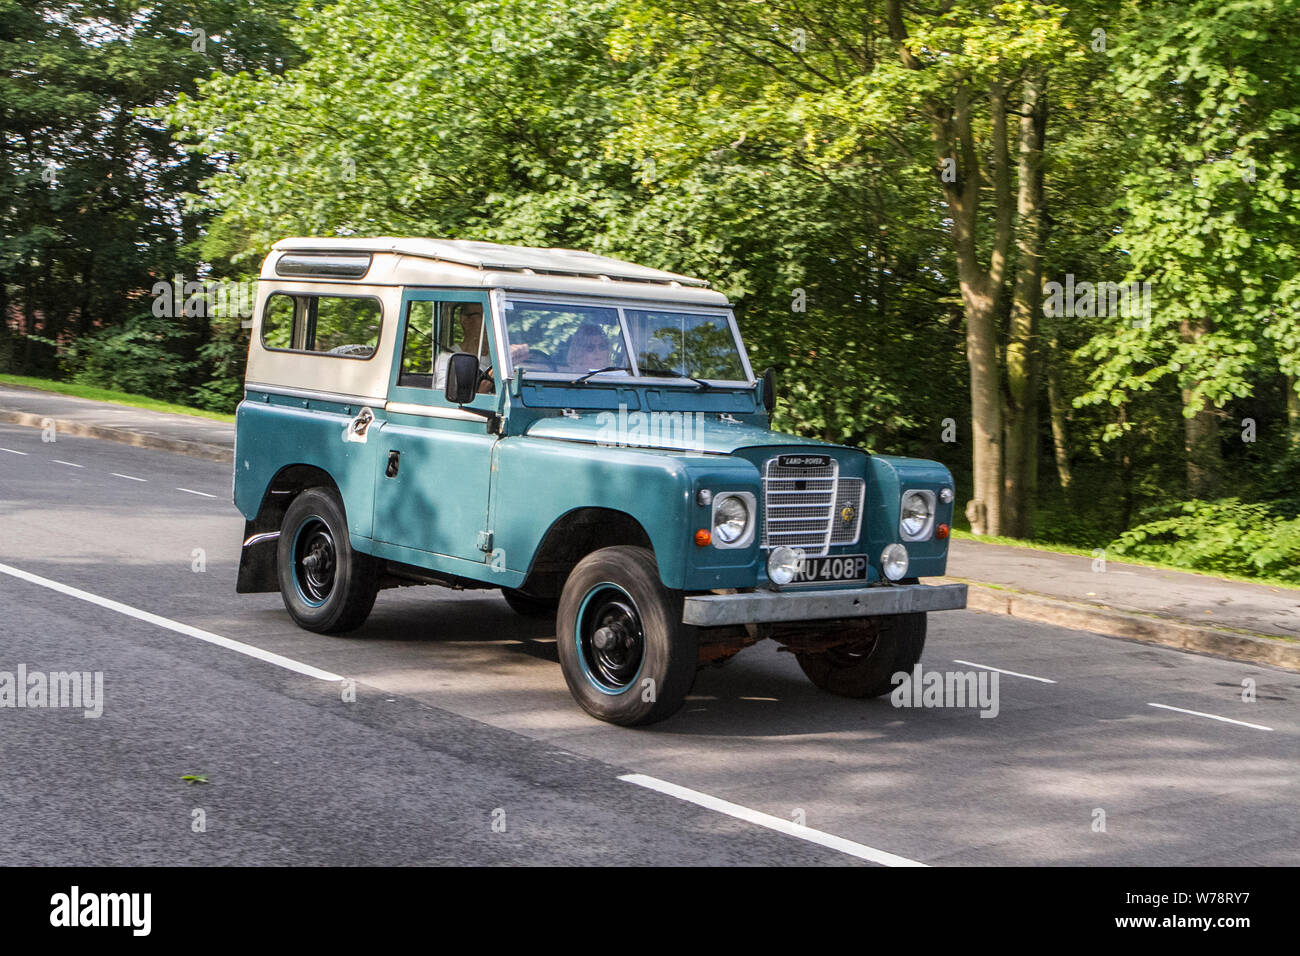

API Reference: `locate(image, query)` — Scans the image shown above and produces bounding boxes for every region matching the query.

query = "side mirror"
[445,352,480,405]
[761,367,778,412]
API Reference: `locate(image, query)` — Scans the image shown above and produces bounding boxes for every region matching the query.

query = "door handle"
[386,450,401,478]
[349,407,375,438]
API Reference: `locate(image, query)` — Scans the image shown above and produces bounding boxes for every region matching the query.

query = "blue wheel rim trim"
[575,582,646,696]
[291,515,334,608]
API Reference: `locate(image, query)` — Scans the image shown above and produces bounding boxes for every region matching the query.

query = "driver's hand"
[478,368,494,394]
[509,343,532,364]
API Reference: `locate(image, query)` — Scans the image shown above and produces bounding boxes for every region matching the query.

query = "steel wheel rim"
[576,583,646,694]
[292,516,336,607]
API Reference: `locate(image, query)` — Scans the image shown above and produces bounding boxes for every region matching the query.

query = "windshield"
[502,298,748,382]
[500,301,630,375]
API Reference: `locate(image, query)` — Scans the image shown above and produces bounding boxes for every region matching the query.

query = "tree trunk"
[888,2,1014,536]
[1180,317,1220,497]
[1045,331,1073,492]
[1002,76,1046,538]
[1183,400,1220,498]
[1287,374,1299,451]
[952,83,1012,536]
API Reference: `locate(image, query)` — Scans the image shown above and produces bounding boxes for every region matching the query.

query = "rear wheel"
[795,613,927,698]
[277,488,379,633]
[556,546,697,726]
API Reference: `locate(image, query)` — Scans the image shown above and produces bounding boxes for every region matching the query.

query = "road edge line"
[0,561,343,682]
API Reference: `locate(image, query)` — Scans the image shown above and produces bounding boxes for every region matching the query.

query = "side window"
[438,301,490,393]
[398,300,436,388]
[395,298,493,395]
[260,291,382,358]
[441,302,487,359]
[261,294,296,350]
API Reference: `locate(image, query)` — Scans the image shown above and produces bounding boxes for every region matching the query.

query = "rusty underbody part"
[695,624,759,666]
[768,618,881,655]
[694,613,882,665]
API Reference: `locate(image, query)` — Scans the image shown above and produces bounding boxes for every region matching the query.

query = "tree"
[1077,0,1300,496]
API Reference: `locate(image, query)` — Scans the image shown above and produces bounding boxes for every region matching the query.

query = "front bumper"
[682,582,968,627]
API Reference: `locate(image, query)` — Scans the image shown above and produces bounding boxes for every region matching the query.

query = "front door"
[372,289,499,567]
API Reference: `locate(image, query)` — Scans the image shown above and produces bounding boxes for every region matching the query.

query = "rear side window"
[260,291,382,358]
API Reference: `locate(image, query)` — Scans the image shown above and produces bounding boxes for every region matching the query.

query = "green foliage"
[1077,0,1300,425]
[1110,498,1300,584]
[5,0,1298,586]
[64,315,199,402]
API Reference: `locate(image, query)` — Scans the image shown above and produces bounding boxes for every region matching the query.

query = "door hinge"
[476,530,494,553]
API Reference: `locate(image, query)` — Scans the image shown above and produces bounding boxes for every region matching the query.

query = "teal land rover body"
[234,237,967,725]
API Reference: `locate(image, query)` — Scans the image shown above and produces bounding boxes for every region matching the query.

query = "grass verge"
[0,374,235,424]
[951,528,1300,592]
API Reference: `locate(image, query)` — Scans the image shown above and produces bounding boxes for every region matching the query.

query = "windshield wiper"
[569,365,627,385]
[639,368,718,390]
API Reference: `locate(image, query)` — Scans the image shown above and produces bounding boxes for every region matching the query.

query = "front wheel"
[277,488,379,634]
[556,546,697,726]
[795,613,927,698]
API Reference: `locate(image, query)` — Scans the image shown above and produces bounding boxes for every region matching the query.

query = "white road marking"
[953,659,1057,684]
[51,459,83,468]
[176,487,217,498]
[618,773,927,866]
[1,447,28,455]
[1147,702,1273,732]
[111,473,147,482]
[0,561,344,683]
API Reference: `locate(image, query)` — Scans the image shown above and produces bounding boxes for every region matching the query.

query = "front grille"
[831,478,865,544]
[761,456,862,556]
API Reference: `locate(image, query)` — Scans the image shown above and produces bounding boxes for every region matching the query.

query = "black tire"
[556,546,697,726]
[795,613,927,698]
[277,487,379,634]
[501,587,559,618]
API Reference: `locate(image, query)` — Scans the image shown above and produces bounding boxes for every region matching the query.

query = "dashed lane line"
[618,773,927,866]
[1147,702,1273,732]
[953,659,1057,684]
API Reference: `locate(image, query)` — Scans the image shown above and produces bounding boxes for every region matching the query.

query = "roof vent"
[275,253,372,279]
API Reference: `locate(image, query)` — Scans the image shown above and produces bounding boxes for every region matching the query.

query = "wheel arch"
[236,463,347,594]
[516,507,654,601]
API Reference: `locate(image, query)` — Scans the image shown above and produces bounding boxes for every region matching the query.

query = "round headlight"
[881,543,909,581]
[713,494,750,544]
[768,546,805,586]
[900,491,933,539]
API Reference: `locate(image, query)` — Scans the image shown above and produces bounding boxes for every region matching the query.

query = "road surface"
[0,423,1295,865]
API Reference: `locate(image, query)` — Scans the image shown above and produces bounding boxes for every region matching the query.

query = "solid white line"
[0,561,344,683]
[953,659,1057,684]
[51,459,83,468]
[176,487,217,498]
[618,773,927,866]
[111,473,147,482]
[0,447,28,456]
[1147,702,1273,731]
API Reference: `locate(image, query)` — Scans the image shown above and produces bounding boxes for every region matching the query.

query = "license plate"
[790,554,869,585]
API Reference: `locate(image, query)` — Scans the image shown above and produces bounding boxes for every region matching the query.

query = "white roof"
[271,236,711,288]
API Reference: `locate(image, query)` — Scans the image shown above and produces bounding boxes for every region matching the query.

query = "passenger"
[564,322,613,372]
